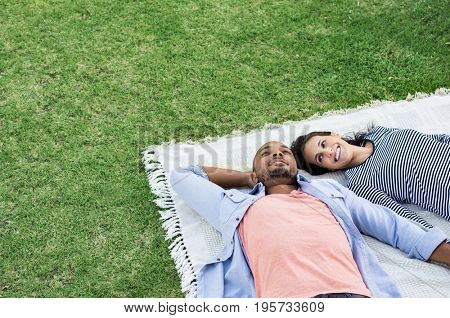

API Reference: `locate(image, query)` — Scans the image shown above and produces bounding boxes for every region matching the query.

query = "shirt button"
[331,194,335,197]
[235,217,239,221]
[217,258,220,262]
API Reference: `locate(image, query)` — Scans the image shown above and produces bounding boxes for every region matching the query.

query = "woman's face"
[303,134,354,170]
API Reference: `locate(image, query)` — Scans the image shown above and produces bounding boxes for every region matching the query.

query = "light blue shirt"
[170,166,447,298]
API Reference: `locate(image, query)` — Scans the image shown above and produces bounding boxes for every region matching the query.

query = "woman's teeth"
[335,146,341,162]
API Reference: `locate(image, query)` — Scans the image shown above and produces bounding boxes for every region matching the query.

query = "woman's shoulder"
[364,125,399,141]
[368,125,398,134]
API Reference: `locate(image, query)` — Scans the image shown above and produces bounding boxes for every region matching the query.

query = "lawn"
[0,0,448,297]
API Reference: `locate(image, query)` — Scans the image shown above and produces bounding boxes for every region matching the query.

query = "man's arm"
[349,183,432,229]
[202,166,254,189]
[170,166,226,231]
[429,241,450,267]
[326,180,448,264]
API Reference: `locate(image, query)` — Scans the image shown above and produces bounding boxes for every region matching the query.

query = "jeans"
[314,293,368,298]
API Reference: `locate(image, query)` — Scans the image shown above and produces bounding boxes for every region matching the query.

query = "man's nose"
[272,152,283,158]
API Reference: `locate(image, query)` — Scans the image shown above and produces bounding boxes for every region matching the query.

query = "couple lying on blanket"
[170,126,450,298]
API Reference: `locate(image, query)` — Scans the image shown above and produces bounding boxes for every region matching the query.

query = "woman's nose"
[327,148,333,156]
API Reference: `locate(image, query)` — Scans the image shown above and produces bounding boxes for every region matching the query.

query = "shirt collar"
[249,172,311,195]
[296,173,311,183]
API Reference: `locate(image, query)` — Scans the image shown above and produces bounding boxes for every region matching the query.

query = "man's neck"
[266,183,299,195]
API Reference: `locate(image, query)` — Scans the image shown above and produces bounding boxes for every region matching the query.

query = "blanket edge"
[152,87,450,147]
[142,146,198,297]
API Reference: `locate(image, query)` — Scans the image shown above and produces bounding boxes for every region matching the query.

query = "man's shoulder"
[309,177,341,187]
[308,178,347,196]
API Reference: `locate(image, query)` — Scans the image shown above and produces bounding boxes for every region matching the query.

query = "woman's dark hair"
[290,126,373,175]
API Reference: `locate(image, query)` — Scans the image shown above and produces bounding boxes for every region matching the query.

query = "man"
[170,141,450,298]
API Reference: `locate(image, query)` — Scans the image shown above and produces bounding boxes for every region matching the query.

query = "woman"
[291,126,450,228]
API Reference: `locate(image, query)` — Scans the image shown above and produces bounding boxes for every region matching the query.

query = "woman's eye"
[321,141,325,148]
[318,155,323,163]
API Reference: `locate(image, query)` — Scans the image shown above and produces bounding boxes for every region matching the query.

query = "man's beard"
[268,167,296,179]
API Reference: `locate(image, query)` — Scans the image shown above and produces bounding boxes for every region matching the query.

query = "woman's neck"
[349,140,374,167]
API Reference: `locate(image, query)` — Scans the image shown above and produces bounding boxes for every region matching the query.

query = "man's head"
[251,141,298,187]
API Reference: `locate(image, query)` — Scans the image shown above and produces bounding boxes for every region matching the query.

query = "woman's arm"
[202,166,255,189]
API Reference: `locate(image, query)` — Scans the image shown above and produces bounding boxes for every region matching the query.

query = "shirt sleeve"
[350,183,433,229]
[425,133,450,144]
[170,166,225,232]
[328,180,447,261]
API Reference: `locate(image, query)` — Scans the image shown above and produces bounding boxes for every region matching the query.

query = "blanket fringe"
[142,147,197,298]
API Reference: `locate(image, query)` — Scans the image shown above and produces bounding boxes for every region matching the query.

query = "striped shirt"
[345,126,450,228]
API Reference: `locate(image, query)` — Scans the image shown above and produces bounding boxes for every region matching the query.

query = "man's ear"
[250,172,259,186]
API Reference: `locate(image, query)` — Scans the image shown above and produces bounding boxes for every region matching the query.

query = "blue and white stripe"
[345,126,450,228]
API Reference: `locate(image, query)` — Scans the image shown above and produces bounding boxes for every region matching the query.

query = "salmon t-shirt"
[238,189,371,298]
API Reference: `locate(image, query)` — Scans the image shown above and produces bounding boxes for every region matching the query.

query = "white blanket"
[143,89,450,297]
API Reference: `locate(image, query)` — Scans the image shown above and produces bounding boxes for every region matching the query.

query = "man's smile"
[269,158,288,166]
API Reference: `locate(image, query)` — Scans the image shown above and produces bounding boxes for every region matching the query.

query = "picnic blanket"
[143,89,450,297]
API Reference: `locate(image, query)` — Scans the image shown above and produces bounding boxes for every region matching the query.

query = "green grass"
[0,0,448,297]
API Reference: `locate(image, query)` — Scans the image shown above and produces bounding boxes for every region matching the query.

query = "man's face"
[252,141,298,187]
